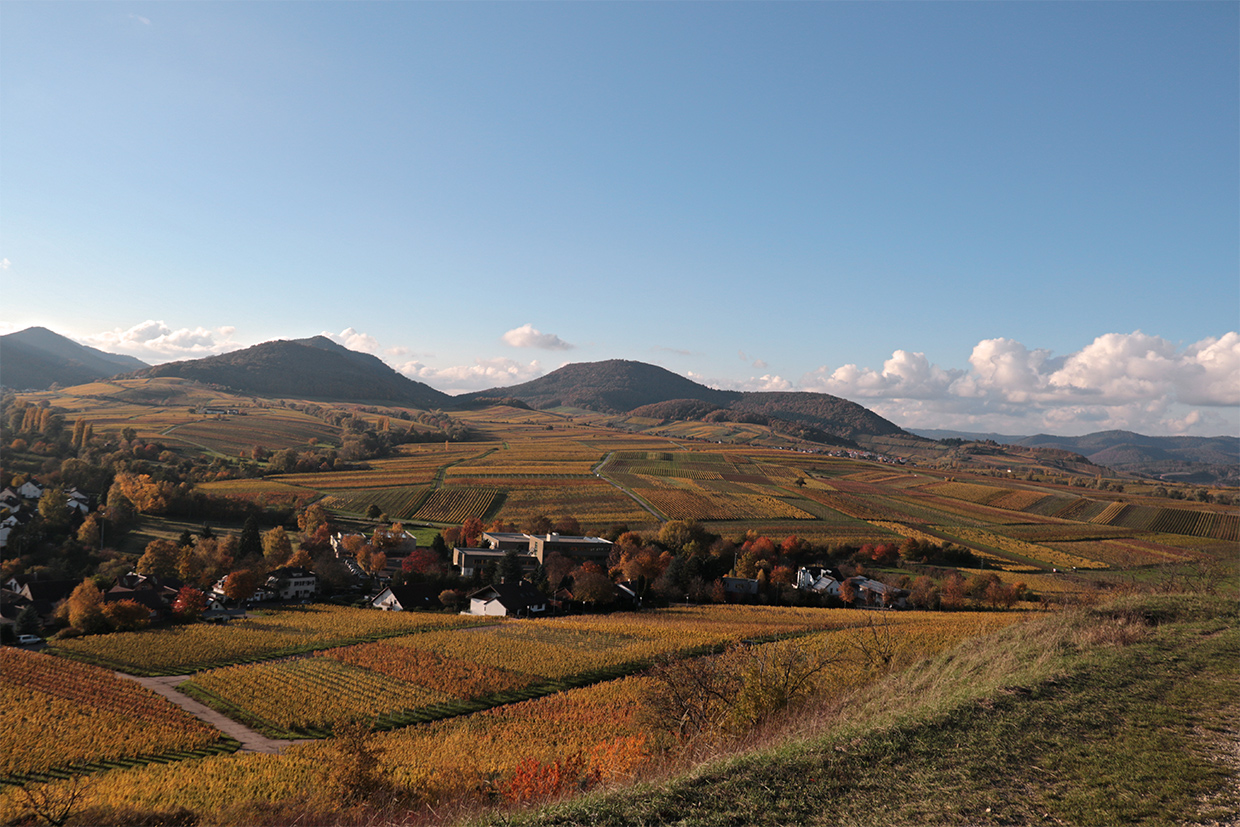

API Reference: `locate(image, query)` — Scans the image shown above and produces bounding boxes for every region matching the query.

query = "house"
[856,578,908,609]
[209,567,317,605]
[453,532,614,577]
[372,584,442,612]
[721,576,761,596]
[795,566,843,596]
[453,546,540,578]
[17,480,44,500]
[466,580,547,617]
[265,567,317,601]
[527,534,613,564]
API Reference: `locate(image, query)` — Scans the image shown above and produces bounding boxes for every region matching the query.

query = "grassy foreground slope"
[514,593,1239,827]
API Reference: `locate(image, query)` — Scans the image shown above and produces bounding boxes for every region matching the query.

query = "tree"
[37,485,72,532]
[298,504,330,536]
[553,515,581,535]
[522,514,553,535]
[67,580,107,634]
[222,569,262,604]
[137,539,180,579]
[102,599,150,632]
[326,719,391,804]
[461,516,485,547]
[262,526,293,568]
[402,548,444,578]
[286,546,314,570]
[237,515,263,560]
[496,549,523,585]
[438,589,464,611]
[172,586,207,621]
[14,605,41,637]
[940,572,967,610]
[572,568,616,605]
[76,513,102,548]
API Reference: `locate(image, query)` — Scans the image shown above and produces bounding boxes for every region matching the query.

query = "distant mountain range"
[3,328,1234,481]
[914,428,1239,485]
[127,336,453,408]
[456,359,909,443]
[0,327,148,390]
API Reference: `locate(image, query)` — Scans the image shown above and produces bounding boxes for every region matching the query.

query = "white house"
[466,581,546,617]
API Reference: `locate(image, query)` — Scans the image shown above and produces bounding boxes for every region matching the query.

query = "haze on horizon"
[1,2,1236,438]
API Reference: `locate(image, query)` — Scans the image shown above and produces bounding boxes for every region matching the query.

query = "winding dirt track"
[117,672,309,754]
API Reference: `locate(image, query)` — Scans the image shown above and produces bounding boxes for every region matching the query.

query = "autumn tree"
[298,504,331,536]
[262,526,293,569]
[172,587,208,621]
[326,719,391,804]
[137,539,180,579]
[838,578,857,606]
[222,569,262,604]
[76,513,102,548]
[67,580,107,634]
[285,545,314,570]
[402,548,444,578]
[940,572,967,610]
[571,566,616,605]
[461,516,485,547]
[102,599,150,632]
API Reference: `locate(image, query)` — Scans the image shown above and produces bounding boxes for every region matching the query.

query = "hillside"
[0,326,148,390]
[129,336,452,407]
[458,359,911,444]
[520,593,1239,827]
[1018,430,1239,485]
[458,359,740,413]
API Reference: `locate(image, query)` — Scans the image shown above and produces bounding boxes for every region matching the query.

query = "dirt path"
[118,673,309,754]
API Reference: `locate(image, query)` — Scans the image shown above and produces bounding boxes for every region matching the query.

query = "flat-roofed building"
[452,546,539,578]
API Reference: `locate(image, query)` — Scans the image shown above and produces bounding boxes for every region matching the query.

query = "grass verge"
[506,593,1239,826]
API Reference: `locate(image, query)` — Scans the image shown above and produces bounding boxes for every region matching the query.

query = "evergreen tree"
[238,515,263,560]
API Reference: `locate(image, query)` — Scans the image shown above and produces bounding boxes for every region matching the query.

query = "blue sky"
[2,2,1237,436]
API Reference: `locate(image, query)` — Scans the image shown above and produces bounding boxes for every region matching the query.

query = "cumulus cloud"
[396,357,546,393]
[802,332,1240,436]
[84,320,240,362]
[0,258,10,270]
[802,349,966,400]
[324,327,379,354]
[502,324,574,351]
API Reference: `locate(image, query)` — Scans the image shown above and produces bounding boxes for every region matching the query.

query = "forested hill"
[457,359,741,413]
[458,359,911,443]
[130,337,452,407]
[1017,430,1240,485]
[0,327,149,390]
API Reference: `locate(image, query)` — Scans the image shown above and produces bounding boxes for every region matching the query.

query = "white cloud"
[325,327,379,354]
[129,13,151,25]
[802,349,964,400]
[802,332,1240,436]
[502,324,574,351]
[396,358,546,393]
[84,320,240,362]
[0,258,10,270]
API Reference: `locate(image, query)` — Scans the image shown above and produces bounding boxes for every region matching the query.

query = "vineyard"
[411,487,502,524]
[0,649,225,780]
[318,486,430,519]
[0,608,1028,817]
[48,605,492,675]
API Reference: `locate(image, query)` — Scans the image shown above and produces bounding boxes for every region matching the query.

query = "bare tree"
[15,775,90,827]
